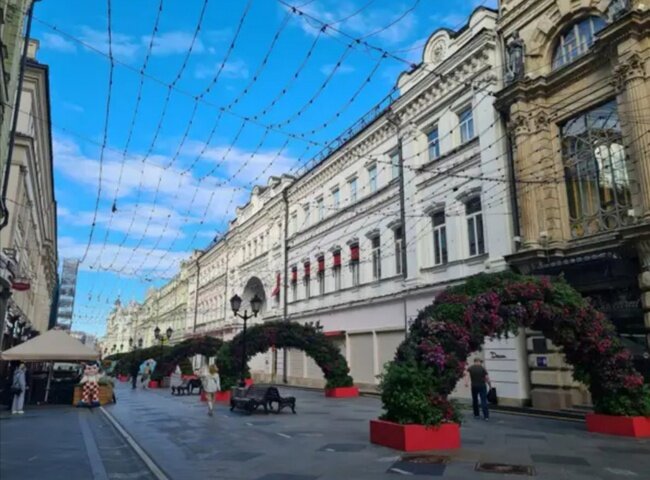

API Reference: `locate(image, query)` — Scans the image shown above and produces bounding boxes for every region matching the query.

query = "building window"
[371,235,381,280]
[317,256,325,295]
[552,16,607,70]
[432,210,448,265]
[428,128,440,161]
[393,226,403,275]
[317,197,324,221]
[348,177,358,204]
[304,262,311,300]
[368,165,377,193]
[303,204,310,228]
[332,187,340,211]
[561,100,631,238]
[350,243,360,287]
[391,152,400,180]
[459,107,474,143]
[333,250,341,291]
[291,266,298,301]
[290,213,297,235]
[466,197,485,257]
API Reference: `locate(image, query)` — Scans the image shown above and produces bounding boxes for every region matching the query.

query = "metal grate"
[475,463,535,475]
[401,455,451,465]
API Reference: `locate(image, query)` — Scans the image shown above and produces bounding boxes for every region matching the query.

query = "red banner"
[304,262,311,277]
[350,245,360,261]
[318,257,325,273]
[333,251,341,267]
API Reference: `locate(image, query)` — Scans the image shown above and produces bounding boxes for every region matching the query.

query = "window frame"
[427,127,440,161]
[348,177,358,204]
[331,187,340,211]
[459,107,474,144]
[393,226,403,275]
[367,164,378,193]
[316,196,324,221]
[432,210,448,265]
[465,197,485,257]
[552,16,607,70]
[390,151,400,180]
[371,235,381,281]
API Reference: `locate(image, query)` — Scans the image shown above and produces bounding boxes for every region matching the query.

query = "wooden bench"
[230,385,296,415]
[171,378,202,395]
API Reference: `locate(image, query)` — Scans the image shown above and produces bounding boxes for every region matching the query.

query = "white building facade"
[106,8,531,406]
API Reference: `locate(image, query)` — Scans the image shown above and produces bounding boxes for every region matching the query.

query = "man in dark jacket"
[130,361,140,390]
[465,358,491,420]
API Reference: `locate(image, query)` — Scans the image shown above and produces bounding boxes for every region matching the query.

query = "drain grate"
[402,455,450,465]
[475,463,535,475]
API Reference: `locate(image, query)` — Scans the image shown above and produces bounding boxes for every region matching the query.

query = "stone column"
[614,53,650,217]
[509,111,540,248]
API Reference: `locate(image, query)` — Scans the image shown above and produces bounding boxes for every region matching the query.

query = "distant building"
[56,259,80,330]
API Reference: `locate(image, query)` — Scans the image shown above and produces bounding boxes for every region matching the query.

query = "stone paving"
[106,383,650,480]
[0,403,157,480]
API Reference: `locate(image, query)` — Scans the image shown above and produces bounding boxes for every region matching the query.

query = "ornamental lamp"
[166,327,173,340]
[250,294,262,315]
[154,326,161,339]
[230,294,242,314]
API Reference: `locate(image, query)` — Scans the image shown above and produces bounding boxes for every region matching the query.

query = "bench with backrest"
[171,378,202,395]
[230,385,296,414]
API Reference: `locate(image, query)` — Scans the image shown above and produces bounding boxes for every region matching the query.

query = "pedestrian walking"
[11,363,27,415]
[130,360,140,390]
[141,364,150,389]
[200,365,221,417]
[170,365,183,392]
[465,358,491,420]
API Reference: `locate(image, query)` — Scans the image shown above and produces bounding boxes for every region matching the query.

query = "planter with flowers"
[373,272,650,450]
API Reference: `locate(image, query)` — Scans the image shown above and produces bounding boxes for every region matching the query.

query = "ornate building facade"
[496,0,650,409]
[0,40,57,350]
[120,7,529,406]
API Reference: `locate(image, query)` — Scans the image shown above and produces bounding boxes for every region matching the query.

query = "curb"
[99,406,170,480]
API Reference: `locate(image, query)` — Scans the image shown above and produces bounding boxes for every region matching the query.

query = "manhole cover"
[402,455,450,465]
[475,463,535,475]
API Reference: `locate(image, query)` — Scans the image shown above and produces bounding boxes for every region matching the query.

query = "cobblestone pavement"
[0,403,157,480]
[105,383,650,480]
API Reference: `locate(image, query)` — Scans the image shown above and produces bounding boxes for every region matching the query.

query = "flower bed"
[370,419,460,451]
[586,414,650,438]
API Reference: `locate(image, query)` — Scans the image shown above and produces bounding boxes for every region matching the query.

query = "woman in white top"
[169,365,183,391]
[200,364,221,416]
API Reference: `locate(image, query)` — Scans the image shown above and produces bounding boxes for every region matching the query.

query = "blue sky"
[31,0,496,335]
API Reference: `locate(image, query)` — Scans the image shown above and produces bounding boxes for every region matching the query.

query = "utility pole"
[386,108,408,279]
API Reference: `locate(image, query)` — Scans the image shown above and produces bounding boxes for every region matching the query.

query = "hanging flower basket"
[586,414,650,438]
[369,419,461,451]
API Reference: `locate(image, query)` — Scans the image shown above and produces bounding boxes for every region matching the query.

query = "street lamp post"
[154,326,173,358]
[229,293,262,387]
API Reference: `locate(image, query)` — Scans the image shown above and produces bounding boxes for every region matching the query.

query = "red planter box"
[148,380,159,389]
[586,414,650,438]
[244,378,254,386]
[118,375,128,382]
[325,387,359,398]
[369,419,461,451]
[215,391,231,403]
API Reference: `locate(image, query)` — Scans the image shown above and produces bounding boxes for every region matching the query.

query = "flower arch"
[159,336,224,376]
[218,320,353,390]
[380,272,650,426]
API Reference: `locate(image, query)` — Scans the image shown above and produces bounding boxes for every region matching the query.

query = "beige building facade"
[0,40,57,348]
[496,0,650,409]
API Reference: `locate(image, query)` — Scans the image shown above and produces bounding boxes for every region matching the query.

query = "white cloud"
[41,32,77,53]
[194,59,249,80]
[63,102,84,113]
[79,26,140,61]
[319,63,355,76]
[142,31,206,56]
[58,236,190,278]
[288,2,417,45]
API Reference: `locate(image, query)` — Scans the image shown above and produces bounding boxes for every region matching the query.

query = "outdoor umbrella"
[1,329,99,401]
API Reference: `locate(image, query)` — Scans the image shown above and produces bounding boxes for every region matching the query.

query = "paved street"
[0,403,157,480]
[102,383,650,479]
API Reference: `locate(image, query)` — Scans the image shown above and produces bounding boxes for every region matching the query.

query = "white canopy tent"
[1,329,99,401]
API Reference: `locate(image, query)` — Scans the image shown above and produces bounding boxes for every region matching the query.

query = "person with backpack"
[11,363,27,415]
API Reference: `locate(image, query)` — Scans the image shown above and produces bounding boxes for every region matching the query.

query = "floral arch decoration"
[159,336,224,376]
[218,320,353,390]
[380,272,649,426]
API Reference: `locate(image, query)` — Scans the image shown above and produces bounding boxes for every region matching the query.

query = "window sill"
[420,253,488,273]
[418,137,480,172]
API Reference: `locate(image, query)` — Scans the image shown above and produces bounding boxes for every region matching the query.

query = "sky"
[30,0,497,336]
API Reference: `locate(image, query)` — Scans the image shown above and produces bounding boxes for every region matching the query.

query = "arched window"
[552,16,607,70]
